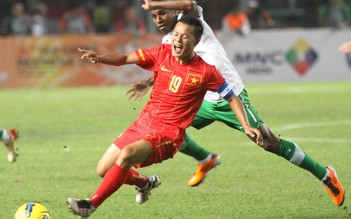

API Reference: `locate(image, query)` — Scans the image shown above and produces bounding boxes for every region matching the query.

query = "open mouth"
[173,44,183,53]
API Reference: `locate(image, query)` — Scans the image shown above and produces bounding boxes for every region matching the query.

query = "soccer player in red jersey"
[128,0,345,208]
[0,128,19,163]
[66,14,263,217]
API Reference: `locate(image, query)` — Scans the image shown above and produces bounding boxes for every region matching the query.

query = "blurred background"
[2,0,351,34]
[0,0,350,88]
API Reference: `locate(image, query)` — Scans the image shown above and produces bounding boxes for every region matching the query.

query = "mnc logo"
[285,38,318,75]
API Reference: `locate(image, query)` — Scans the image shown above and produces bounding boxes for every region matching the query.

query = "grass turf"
[1,81,351,218]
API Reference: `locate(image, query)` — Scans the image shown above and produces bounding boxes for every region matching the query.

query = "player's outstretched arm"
[142,0,199,17]
[78,48,139,66]
[227,95,263,146]
[339,41,351,53]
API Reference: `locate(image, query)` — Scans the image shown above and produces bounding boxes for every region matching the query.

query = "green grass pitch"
[1,81,351,219]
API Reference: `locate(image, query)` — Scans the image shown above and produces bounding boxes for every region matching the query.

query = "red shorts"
[113,124,183,168]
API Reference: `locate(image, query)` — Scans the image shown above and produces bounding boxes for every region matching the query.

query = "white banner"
[218,28,351,83]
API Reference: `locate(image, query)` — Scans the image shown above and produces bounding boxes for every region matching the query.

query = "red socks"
[89,164,149,208]
[124,168,149,189]
[89,164,128,207]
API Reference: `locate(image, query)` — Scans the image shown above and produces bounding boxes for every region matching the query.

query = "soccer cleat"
[322,166,345,206]
[188,153,221,187]
[4,129,19,163]
[136,175,161,204]
[66,198,96,218]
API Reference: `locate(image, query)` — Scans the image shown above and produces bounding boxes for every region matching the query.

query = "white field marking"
[242,136,351,146]
[280,137,351,144]
[273,120,351,131]
[268,120,351,144]
[224,120,351,146]
[248,85,351,95]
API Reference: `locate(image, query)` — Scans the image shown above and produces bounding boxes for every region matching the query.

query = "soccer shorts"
[114,124,181,168]
[191,89,264,131]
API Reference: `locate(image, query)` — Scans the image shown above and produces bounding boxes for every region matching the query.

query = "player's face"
[150,9,178,34]
[171,22,197,63]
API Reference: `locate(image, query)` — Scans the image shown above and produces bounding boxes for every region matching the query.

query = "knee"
[258,127,281,153]
[96,162,108,177]
[259,139,280,154]
[261,143,275,152]
[117,148,137,168]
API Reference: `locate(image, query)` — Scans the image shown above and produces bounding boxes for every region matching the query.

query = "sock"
[1,130,10,143]
[179,133,210,161]
[124,168,149,188]
[278,139,326,180]
[321,168,330,182]
[89,164,129,208]
[200,154,214,164]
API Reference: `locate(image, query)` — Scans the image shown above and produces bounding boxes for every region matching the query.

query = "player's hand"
[125,80,151,101]
[141,0,152,10]
[245,127,263,146]
[339,41,351,53]
[78,48,99,63]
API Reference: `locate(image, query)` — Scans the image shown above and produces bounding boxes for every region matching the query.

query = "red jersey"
[134,44,227,142]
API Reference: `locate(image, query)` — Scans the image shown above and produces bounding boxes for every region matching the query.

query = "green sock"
[179,133,210,161]
[278,139,326,180]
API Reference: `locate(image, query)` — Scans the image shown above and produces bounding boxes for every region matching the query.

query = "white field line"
[270,120,351,144]
[273,120,351,131]
[280,137,351,144]
[248,85,351,95]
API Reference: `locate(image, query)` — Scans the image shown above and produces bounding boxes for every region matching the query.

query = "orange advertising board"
[0,34,163,88]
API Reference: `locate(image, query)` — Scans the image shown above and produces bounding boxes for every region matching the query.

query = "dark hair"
[178,13,203,42]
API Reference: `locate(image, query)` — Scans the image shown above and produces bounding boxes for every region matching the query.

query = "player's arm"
[78,48,139,66]
[142,0,199,17]
[217,82,263,146]
[227,94,263,146]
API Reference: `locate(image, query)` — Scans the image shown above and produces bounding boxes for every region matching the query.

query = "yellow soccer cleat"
[323,166,345,206]
[188,154,221,187]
